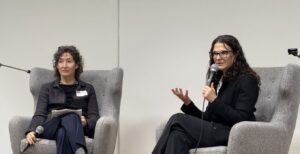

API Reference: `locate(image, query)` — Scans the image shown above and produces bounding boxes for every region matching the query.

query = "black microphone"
[20,126,44,152]
[206,64,219,86]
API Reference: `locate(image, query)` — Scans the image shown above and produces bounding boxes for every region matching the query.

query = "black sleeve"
[26,84,49,134]
[85,85,100,138]
[181,101,211,121]
[208,75,259,125]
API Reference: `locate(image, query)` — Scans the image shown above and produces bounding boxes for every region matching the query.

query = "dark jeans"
[40,113,86,154]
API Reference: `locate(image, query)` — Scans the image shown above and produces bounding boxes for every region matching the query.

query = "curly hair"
[207,35,261,86]
[52,45,83,80]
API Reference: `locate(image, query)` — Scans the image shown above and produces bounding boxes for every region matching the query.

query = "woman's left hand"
[202,83,217,102]
[81,116,87,127]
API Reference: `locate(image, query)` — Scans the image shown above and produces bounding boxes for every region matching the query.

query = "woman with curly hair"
[153,35,261,154]
[24,46,99,154]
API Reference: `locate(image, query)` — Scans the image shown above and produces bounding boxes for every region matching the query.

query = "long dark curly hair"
[52,45,83,81]
[207,35,261,86]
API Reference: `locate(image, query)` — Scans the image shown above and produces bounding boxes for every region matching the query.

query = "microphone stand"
[0,63,31,74]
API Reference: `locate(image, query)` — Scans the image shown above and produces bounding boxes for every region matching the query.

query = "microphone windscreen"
[36,126,44,135]
[210,64,219,73]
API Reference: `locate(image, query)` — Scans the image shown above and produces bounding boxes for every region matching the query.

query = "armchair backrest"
[29,67,123,119]
[253,66,283,122]
[253,63,300,151]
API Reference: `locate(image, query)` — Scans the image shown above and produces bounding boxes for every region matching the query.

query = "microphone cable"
[193,64,218,153]
[193,98,206,154]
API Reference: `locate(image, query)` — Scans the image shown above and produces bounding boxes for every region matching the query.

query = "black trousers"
[40,113,86,154]
[152,113,230,154]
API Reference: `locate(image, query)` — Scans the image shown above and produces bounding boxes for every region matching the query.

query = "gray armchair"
[9,67,123,154]
[156,63,300,154]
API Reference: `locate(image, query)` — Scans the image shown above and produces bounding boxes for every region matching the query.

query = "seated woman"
[25,46,100,154]
[152,35,261,154]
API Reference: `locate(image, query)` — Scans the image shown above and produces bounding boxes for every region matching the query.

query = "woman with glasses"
[152,35,261,154]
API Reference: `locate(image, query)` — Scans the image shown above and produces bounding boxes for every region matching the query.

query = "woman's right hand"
[171,88,191,105]
[26,131,37,145]
[81,116,87,127]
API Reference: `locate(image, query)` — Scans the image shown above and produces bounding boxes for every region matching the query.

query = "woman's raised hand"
[171,88,191,105]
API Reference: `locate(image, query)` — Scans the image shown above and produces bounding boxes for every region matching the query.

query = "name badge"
[76,90,88,97]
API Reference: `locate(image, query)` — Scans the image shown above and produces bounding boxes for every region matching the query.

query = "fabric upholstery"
[155,63,300,154]
[9,67,123,154]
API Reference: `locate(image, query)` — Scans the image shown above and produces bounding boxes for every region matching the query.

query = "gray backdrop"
[1,0,300,154]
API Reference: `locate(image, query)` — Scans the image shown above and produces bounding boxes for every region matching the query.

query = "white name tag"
[76,90,88,97]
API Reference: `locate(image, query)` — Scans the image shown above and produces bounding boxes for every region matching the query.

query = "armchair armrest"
[9,116,31,154]
[92,116,118,154]
[227,121,288,154]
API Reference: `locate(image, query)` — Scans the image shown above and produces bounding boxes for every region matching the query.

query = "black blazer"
[181,74,259,145]
[182,74,259,126]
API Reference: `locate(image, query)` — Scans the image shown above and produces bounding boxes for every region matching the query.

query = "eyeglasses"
[210,50,232,58]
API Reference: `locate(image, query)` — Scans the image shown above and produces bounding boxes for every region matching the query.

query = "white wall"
[1,0,300,154]
[0,0,118,153]
[120,0,300,153]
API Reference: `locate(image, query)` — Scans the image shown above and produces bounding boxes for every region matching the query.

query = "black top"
[59,84,77,107]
